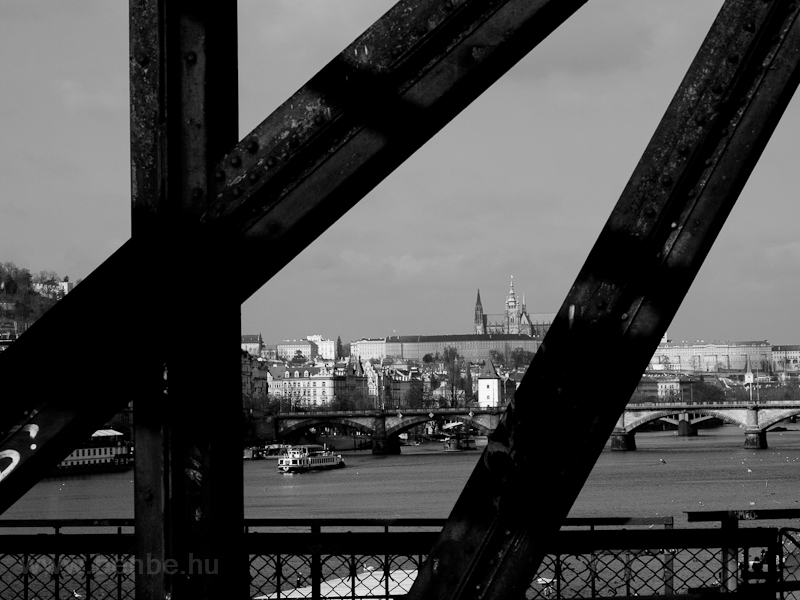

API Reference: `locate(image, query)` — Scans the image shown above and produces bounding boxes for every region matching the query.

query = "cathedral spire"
[476,288,483,309]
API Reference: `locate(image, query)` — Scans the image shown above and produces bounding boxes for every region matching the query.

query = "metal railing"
[0,517,797,599]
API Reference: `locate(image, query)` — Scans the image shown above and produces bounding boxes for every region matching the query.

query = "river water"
[5,425,800,527]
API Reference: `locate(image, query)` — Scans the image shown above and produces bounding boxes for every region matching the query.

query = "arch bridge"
[611,401,800,451]
[276,407,503,454]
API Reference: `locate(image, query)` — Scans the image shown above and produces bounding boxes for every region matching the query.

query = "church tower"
[474,289,485,334]
[505,276,520,334]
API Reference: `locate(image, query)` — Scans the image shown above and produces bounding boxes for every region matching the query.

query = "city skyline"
[3,2,800,345]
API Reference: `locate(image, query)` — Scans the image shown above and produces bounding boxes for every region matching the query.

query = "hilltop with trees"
[0,262,76,333]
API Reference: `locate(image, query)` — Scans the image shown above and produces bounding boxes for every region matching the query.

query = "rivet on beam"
[246,139,259,154]
[185,51,197,64]
[214,170,225,181]
[191,188,203,199]
[266,157,277,168]
[230,155,242,167]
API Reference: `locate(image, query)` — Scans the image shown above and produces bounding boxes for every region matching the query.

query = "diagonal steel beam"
[204,0,591,300]
[407,1,800,598]
[0,0,590,512]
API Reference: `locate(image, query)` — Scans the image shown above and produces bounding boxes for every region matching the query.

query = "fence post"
[85,553,92,600]
[555,555,562,599]
[662,549,674,596]
[720,517,739,592]
[275,554,282,599]
[22,553,29,600]
[116,526,123,600]
[624,551,632,597]
[350,554,357,600]
[53,553,60,600]
[312,524,321,600]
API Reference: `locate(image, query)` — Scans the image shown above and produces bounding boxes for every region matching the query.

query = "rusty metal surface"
[408,0,800,599]
[205,0,589,300]
[129,2,245,600]
[0,0,590,517]
[406,2,800,599]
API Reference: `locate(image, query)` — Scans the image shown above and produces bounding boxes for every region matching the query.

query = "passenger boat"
[54,429,133,475]
[277,444,345,473]
[442,435,477,451]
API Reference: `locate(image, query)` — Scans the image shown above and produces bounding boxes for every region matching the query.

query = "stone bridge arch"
[621,408,747,433]
[278,416,377,439]
[758,408,800,430]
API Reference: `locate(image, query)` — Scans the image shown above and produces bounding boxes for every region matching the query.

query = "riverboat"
[53,429,133,475]
[443,435,477,451]
[277,445,345,473]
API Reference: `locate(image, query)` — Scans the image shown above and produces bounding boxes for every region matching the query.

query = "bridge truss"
[0,0,799,598]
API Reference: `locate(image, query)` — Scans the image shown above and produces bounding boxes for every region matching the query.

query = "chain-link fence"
[1,518,799,599]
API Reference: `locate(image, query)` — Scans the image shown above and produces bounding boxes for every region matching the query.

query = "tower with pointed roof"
[474,289,485,335]
[505,276,520,334]
[477,359,502,407]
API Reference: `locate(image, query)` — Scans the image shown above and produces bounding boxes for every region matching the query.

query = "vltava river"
[5,425,800,527]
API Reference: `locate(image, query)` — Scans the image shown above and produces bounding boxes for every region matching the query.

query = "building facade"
[385,333,540,363]
[351,338,386,361]
[772,345,800,371]
[267,364,335,407]
[277,339,318,362]
[648,340,772,373]
[477,360,501,408]
[241,334,263,357]
[474,277,553,337]
[307,334,337,360]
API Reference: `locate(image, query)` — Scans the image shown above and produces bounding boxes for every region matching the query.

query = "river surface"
[5,425,800,527]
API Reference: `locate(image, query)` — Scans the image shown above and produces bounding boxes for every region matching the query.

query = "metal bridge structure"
[0,0,799,598]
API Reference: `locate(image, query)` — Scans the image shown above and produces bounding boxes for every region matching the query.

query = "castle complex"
[474,276,554,338]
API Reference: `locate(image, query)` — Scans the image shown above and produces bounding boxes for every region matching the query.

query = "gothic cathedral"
[474,277,549,337]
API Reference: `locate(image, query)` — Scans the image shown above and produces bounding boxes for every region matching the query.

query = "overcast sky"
[2,1,798,346]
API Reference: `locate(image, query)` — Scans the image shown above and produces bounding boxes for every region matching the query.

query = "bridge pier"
[372,436,401,455]
[609,429,636,451]
[677,413,697,437]
[744,408,768,449]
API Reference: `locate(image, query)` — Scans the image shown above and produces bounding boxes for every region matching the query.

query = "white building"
[241,334,263,357]
[307,334,337,360]
[648,340,771,373]
[477,360,501,408]
[278,339,318,362]
[351,338,386,361]
[268,365,335,407]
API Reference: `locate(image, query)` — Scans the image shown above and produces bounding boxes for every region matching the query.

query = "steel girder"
[128,1,246,598]
[407,1,800,599]
[0,0,589,516]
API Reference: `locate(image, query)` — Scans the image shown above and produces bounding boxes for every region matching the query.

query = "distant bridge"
[275,407,503,454]
[613,401,800,450]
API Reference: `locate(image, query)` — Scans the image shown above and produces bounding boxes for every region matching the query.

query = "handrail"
[0,516,674,532]
[687,508,800,523]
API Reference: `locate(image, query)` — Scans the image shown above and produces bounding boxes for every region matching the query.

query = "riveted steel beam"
[129,1,245,599]
[205,0,590,300]
[406,2,800,599]
[0,0,591,528]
